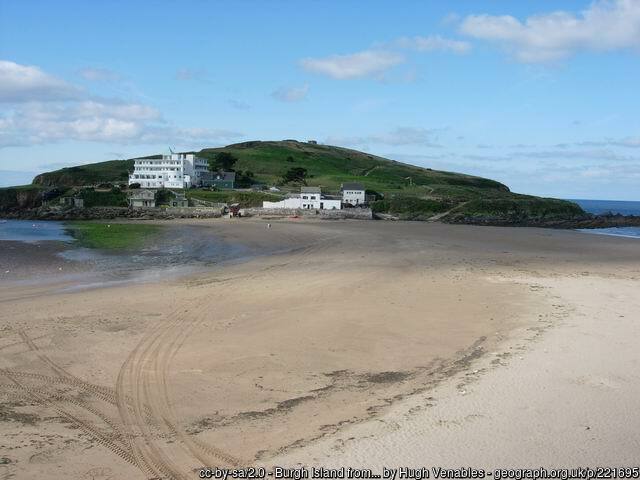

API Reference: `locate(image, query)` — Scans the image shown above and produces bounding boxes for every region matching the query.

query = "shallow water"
[568,200,640,240]
[0,219,74,243]
[577,226,640,239]
[0,220,262,290]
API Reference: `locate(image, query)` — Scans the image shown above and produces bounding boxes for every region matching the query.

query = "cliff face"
[0,187,43,211]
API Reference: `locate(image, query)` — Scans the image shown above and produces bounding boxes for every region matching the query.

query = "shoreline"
[3,206,640,229]
[0,219,291,292]
[271,272,640,467]
[1,220,639,478]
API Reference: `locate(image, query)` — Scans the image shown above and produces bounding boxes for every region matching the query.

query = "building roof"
[216,171,236,181]
[301,186,321,193]
[202,171,236,182]
[129,189,155,198]
[341,182,365,191]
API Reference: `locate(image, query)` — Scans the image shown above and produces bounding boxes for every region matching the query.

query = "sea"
[570,199,640,239]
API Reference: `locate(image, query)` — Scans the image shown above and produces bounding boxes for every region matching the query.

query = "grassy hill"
[200,140,508,195]
[10,140,585,223]
[32,159,135,187]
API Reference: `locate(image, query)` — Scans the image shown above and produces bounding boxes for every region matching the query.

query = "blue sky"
[1,0,639,200]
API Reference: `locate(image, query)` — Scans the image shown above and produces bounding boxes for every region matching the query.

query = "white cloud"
[0,60,83,102]
[327,127,443,147]
[0,100,157,145]
[137,126,243,145]
[576,136,640,148]
[395,35,471,54]
[0,101,242,147]
[0,61,243,148]
[79,67,122,82]
[389,146,640,199]
[271,84,309,102]
[175,67,210,82]
[300,50,404,79]
[459,0,640,63]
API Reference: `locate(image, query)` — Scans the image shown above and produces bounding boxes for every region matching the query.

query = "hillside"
[200,140,509,195]
[7,140,586,223]
[32,159,135,187]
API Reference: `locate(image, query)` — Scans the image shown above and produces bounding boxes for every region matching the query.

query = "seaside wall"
[164,206,225,217]
[240,207,373,220]
[2,206,225,220]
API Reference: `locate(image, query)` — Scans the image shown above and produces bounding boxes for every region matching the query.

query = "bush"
[155,189,175,205]
[235,170,256,188]
[281,167,307,184]
[371,196,451,220]
[208,152,237,171]
[452,198,585,221]
[78,188,127,207]
[365,189,383,201]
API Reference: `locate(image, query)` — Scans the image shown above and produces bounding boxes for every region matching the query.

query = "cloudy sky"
[1,0,640,200]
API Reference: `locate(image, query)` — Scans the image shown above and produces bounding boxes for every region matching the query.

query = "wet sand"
[1,219,639,478]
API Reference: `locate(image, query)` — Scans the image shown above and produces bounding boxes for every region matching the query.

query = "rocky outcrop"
[444,213,640,229]
[0,187,43,211]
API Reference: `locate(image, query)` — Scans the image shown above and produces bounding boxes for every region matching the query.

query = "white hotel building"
[128,153,208,189]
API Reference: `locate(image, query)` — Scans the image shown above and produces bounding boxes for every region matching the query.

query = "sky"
[1,0,640,200]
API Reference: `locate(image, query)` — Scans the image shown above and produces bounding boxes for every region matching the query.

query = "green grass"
[17,139,586,224]
[78,188,128,207]
[372,196,452,220]
[66,222,161,249]
[186,189,284,207]
[33,159,136,187]
[446,196,585,222]
[199,141,509,195]
[0,184,46,191]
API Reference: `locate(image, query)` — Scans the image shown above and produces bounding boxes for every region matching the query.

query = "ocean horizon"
[570,199,640,216]
[570,199,640,239]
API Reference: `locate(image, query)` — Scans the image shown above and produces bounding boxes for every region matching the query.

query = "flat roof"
[341,182,365,191]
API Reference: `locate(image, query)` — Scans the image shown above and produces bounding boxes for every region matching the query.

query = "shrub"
[452,198,585,221]
[281,167,308,184]
[371,196,451,220]
[78,188,127,207]
[155,189,175,205]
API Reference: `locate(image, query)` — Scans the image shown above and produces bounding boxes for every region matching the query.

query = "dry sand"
[1,219,639,479]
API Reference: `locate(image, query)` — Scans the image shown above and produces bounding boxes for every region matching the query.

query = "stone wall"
[2,205,224,220]
[240,207,373,220]
[164,206,225,217]
[190,197,228,209]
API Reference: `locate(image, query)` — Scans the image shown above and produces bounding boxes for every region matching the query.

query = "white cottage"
[341,182,366,206]
[263,186,341,210]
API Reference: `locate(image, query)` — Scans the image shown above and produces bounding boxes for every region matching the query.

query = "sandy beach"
[1,219,639,479]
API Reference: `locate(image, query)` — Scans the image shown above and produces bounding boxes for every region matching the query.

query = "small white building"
[263,186,341,210]
[341,182,366,206]
[128,189,156,208]
[128,153,209,189]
